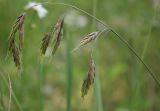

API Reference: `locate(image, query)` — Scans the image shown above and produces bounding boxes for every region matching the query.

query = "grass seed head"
[81,58,95,98]
[52,16,64,56]
[8,12,26,69]
[41,32,52,55]
[18,24,24,51]
[10,12,26,39]
[72,31,99,52]
[11,40,21,69]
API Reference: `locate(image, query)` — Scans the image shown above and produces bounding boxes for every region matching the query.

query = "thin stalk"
[111,30,160,87]
[0,83,5,111]
[0,71,23,111]
[127,38,135,111]
[27,2,110,29]
[27,1,160,87]
[38,16,46,111]
[39,58,44,111]
[133,1,160,108]
[7,73,12,111]
[91,0,104,111]
[64,26,73,111]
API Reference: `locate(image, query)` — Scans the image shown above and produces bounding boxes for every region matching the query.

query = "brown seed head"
[52,17,64,56]
[10,40,21,69]
[72,32,99,52]
[41,32,52,55]
[81,58,95,98]
[8,12,26,69]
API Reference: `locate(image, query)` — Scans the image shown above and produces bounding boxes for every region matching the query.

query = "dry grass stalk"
[81,58,95,98]
[41,32,52,54]
[52,16,64,56]
[8,12,26,69]
[72,31,99,52]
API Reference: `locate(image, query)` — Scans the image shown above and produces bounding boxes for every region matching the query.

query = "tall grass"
[2,1,160,111]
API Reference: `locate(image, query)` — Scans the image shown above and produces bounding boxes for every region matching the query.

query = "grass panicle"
[72,31,99,52]
[81,57,95,98]
[52,16,64,56]
[8,12,26,69]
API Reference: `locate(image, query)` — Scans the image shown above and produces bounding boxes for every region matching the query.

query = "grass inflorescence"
[8,12,26,69]
[72,31,99,52]
[5,2,160,111]
[81,58,95,98]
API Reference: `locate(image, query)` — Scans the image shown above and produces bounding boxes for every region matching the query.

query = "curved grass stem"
[0,71,23,111]
[26,1,160,87]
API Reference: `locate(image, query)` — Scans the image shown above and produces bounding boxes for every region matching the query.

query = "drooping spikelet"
[10,39,21,69]
[72,32,99,52]
[40,16,64,56]
[52,16,64,56]
[41,32,52,55]
[9,12,26,41]
[8,12,26,69]
[81,58,95,98]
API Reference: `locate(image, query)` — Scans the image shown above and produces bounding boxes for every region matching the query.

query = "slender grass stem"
[39,58,44,111]
[110,30,160,87]
[0,71,23,111]
[0,81,5,111]
[133,1,160,109]
[27,1,160,88]
[7,73,12,111]
[64,26,73,111]
[91,0,104,111]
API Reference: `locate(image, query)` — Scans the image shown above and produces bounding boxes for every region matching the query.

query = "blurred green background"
[0,0,160,111]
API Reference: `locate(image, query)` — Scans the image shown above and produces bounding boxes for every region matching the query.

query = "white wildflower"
[25,1,48,18]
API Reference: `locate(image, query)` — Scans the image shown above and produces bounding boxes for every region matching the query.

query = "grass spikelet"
[18,24,24,51]
[9,12,26,40]
[8,12,26,69]
[11,40,21,69]
[72,31,98,52]
[81,57,95,98]
[52,16,64,56]
[41,32,52,55]
[40,16,64,56]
